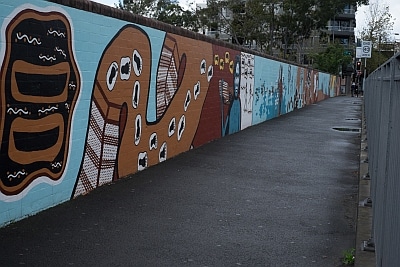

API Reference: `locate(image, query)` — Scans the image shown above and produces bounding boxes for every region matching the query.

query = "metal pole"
[363,57,367,91]
[394,33,399,56]
[378,36,381,66]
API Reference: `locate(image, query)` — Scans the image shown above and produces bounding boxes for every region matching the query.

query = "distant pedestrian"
[354,83,359,97]
[351,82,356,97]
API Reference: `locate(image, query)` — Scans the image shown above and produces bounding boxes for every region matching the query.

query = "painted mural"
[73,26,213,197]
[0,8,80,197]
[0,0,340,226]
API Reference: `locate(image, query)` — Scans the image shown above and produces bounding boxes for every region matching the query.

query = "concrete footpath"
[0,96,372,266]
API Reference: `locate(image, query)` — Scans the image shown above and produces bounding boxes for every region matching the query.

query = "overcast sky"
[93,0,400,40]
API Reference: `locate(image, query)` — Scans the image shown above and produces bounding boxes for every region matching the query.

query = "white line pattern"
[55,47,66,58]
[38,106,58,114]
[51,162,62,168]
[48,29,65,38]
[16,32,41,45]
[7,170,27,179]
[7,108,29,115]
[39,54,56,61]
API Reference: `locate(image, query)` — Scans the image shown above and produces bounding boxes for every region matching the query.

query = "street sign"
[356,47,362,58]
[361,40,372,58]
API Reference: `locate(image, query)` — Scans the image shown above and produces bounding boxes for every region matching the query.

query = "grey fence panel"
[364,53,400,266]
[383,75,400,266]
[375,64,390,267]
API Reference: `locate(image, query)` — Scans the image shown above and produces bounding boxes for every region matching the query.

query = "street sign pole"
[360,40,372,92]
[363,58,367,91]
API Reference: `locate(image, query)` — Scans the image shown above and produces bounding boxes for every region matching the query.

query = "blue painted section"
[253,57,281,124]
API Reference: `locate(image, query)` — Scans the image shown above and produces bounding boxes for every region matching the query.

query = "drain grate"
[332,127,361,132]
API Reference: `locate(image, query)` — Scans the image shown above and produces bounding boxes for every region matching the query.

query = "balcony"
[326,26,354,37]
[335,9,356,19]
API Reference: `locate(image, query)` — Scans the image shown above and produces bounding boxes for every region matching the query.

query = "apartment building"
[326,5,356,48]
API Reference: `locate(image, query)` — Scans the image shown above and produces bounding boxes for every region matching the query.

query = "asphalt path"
[0,96,362,267]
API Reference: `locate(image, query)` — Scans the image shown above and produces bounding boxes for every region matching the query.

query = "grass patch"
[342,248,355,265]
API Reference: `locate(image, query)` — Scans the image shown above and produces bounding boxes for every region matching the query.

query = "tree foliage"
[311,43,353,74]
[359,1,394,44]
[276,0,318,59]
[358,0,395,73]
[117,0,155,17]
[195,0,262,45]
[118,0,199,31]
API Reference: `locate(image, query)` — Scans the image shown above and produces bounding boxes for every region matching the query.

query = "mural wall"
[0,0,341,226]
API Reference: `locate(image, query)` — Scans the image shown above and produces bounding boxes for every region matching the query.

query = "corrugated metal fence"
[364,52,400,266]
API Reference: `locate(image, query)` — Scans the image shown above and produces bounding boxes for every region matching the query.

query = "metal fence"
[364,52,400,266]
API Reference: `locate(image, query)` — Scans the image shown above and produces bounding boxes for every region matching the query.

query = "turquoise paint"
[253,56,281,124]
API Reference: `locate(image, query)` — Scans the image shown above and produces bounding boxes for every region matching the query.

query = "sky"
[93,0,400,41]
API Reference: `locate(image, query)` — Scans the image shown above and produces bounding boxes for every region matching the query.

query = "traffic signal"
[356,61,361,71]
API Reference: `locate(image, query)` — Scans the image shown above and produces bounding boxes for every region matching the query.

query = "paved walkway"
[1,96,369,266]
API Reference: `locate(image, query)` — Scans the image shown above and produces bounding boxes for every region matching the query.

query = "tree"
[359,1,394,46]
[195,0,256,45]
[196,0,230,40]
[118,0,156,17]
[228,0,273,48]
[118,0,199,31]
[311,43,353,74]
[155,1,199,30]
[196,0,289,52]
[275,0,318,61]
[358,0,395,73]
